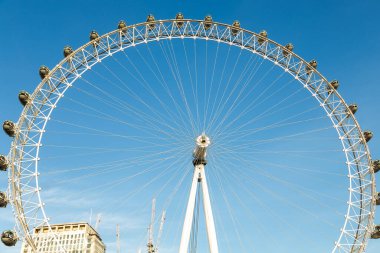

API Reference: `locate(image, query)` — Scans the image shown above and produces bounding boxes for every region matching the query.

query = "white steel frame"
[5,18,377,253]
[180,163,219,253]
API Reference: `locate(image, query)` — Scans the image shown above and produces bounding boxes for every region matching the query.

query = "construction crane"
[147,199,156,253]
[116,224,120,253]
[156,210,166,253]
[95,213,102,231]
[147,199,166,253]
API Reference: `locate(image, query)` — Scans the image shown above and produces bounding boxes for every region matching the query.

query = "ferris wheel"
[1,13,380,253]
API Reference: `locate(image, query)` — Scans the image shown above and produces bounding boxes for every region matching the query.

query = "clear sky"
[0,0,380,253]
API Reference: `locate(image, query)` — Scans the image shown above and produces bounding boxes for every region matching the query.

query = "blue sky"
[0,0,380,253]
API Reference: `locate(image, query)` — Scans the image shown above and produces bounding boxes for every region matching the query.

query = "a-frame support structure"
[179,134,219,253]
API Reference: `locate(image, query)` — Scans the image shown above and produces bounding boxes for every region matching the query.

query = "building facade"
[21,222,105,253]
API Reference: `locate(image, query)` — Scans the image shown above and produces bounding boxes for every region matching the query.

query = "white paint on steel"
[179,164,200,253]
[199,164,219,253]
[179,164,219,253]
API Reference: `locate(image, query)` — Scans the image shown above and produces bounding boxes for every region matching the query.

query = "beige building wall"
[21,223,105,253]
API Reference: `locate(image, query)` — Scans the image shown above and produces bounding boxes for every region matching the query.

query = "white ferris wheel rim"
[6,18,376,253]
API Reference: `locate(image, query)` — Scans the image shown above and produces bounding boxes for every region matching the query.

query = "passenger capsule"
[305,60,317,75]
[363,131,373,142]
[231,20,241,36]
[282,43,294,56]
[329,80,339,91]
[146,14,155,30]
[3,121,16,137]
[63,46,73,58]
[89,30,99,41]
[373,160,380,173]
[372,225,380,239]
[258,30,268,44]
[1,230,17,246]
[175,13,184,28]
[0,192,8,208]
[376,192,380,205]
[118,20,128,33]
[204,15,213,30]
[348,104,358,114]
[0,155,8,171]
[39,65,50,79]
[18,91,30,106]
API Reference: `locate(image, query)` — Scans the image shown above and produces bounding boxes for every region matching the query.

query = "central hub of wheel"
[193,134,210,166]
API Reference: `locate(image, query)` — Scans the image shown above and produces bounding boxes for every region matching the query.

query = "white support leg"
[199,165,219,253]
[179,166,201,253]
[179,134,218,253]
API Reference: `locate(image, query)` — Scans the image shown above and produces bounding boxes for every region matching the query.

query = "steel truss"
[6,18,376,253]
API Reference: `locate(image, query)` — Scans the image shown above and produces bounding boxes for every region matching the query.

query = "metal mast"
[95,213,102,231]
[147,199,156,253]
[156,210,166,253]
[116,224,120,253]
[179,134,219,253]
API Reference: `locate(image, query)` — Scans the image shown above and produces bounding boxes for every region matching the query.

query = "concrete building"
[21,222,105,253]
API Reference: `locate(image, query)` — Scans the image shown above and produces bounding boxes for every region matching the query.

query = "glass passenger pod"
[282,43,294,57]
[89,30,100,47]
[204,15,213,30]
[305,60,317,75]
[363,131,373,142]
[0,155,8,171]
[373,160,380,173]
[1,230,17,247]
[63,46,74,58]
[175,13,184,28]
[371,225,380,239]
[118,20,128,34]
[89,30,99,41]
[348,104,358,115]
[2,121,16,137]
[39,65,50,79]
[231,20,241,36]
[18,91,30,106]
[327,80,339,93]
[146,14,156,31]
[0,191,8,208]
[258,30,268,44]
